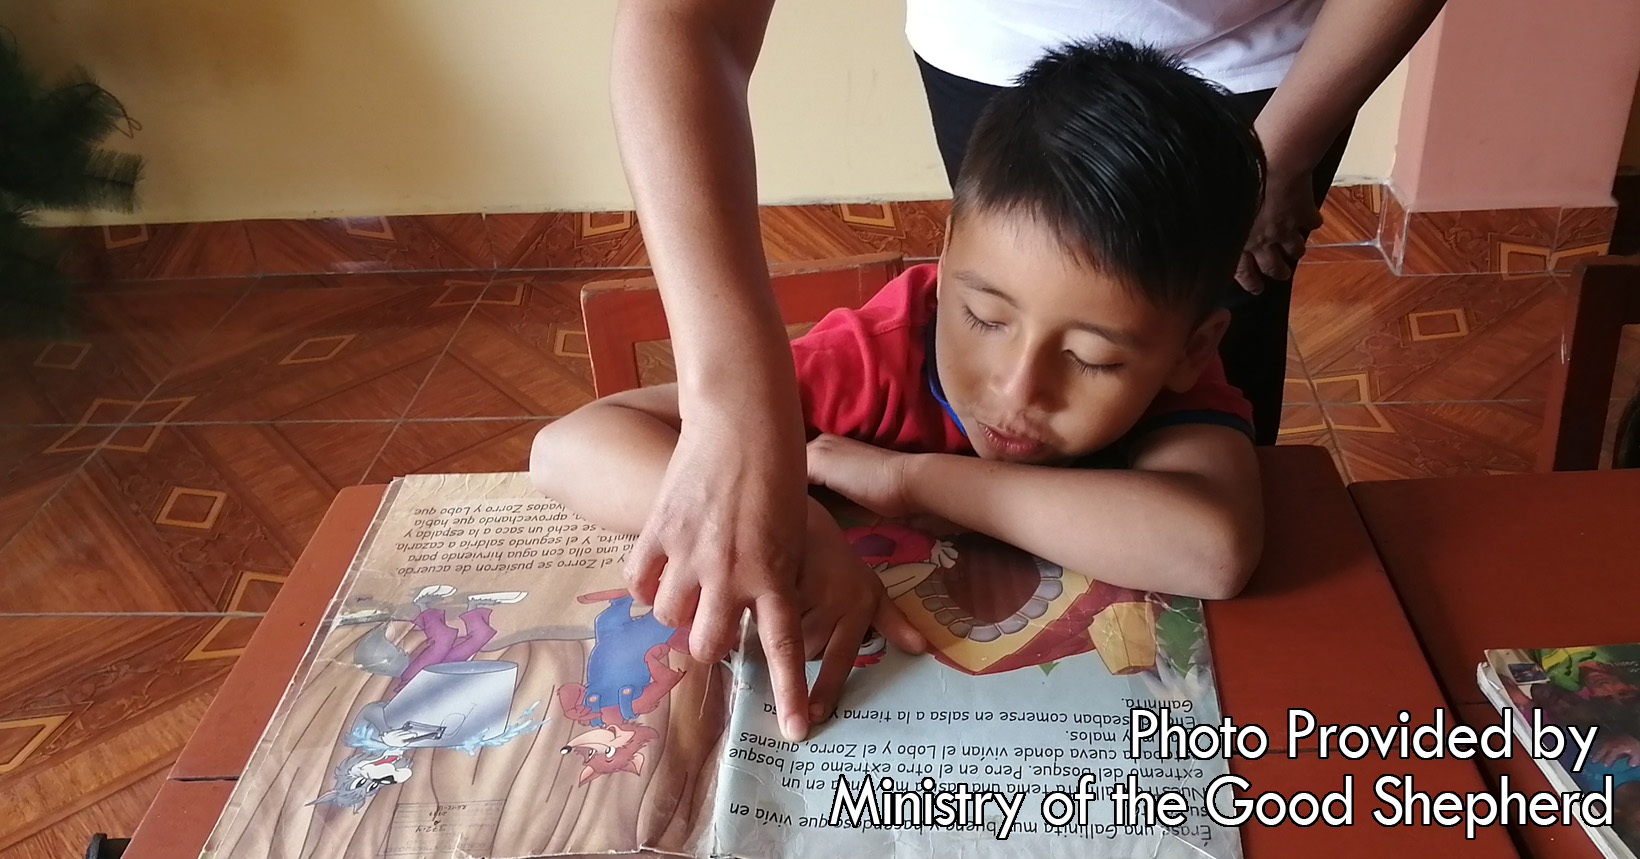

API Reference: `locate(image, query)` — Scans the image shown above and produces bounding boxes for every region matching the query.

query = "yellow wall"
[2,0,1405,226]
[1336,58,1408,182]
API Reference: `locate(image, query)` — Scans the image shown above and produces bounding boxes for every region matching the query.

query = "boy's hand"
[805,434,915,518]
[798,503,926,724]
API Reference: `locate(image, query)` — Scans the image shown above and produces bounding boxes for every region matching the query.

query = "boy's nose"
[994,346,1059,413]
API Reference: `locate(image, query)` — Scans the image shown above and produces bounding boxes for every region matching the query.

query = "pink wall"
[1392,0,1640,211]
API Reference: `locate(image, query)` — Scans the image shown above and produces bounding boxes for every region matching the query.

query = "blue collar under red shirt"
[922,318,967,438]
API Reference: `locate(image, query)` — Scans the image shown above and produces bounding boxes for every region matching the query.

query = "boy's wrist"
[897,453,931,515]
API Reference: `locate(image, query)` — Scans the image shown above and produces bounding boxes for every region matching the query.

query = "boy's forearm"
[533,402,843,541]
[901,454,1259,599]
[530,403,679,535]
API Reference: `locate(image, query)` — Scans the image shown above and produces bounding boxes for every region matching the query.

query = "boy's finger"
[755,592,812,743]
[808,616,870,726]
[799,608,839,661]
[687,588,740,664]
[874,597,927,655]
[622,534,666,605]
[648,555,699,629]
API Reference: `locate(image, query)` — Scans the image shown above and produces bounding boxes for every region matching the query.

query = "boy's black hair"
[951,38,1267,318]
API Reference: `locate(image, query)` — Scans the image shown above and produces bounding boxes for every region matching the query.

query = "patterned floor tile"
[1400,207,1558,276]
[245,215,493,274]
[1274,404,1345,480]
[253,270,489,291]
[0,611,223,850]
[0,422,391,612]
[1311,184,1382,247]
[0,769,165,859]
[77,276,266,296]
[1291,261,1565,402]
[487,211,648,269]
[1327,401,1543,481]
[0,615,241,853]
[1299,244,1384,264]
[139,283,477,421]
[760,201,948,262]
[364,419,546,482]
[0,286,249,425]
[1284,335,1316,402]
[49,222,258,281]
[405,274,602,419]
[1551,207,1617,273]
[0,426,99,552]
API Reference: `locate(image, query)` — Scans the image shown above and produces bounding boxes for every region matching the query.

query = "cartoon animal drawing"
[556,589,687,728]
[310,725,445,809]
[845,523,1188,679]
[844,523,957,598]
[560,722,661,785]
[315,586,545,809]
[549,590,694,785]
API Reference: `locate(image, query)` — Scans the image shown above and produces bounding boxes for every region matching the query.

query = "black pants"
[916,54,1354,446]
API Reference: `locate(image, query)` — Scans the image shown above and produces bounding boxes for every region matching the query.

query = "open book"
[1478,646,1640,859]
[200,473,1239,859]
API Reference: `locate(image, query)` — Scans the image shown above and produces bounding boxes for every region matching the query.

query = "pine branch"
[0,205,73,338]
[0,31,144,212]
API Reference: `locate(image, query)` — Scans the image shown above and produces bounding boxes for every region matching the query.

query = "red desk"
[1353,469,1640,859]
[126,446,1518,858]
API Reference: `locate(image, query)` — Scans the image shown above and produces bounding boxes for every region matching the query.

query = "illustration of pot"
[361,660,520,748]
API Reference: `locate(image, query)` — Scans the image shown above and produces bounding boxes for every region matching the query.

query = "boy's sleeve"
[1128,354,1257,442]
[789,313,891,441]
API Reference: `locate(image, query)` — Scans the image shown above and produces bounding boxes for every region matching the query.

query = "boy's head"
[936,38,1266,463]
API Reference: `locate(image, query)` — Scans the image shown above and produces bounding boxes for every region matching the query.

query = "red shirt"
[789,264,1253,465]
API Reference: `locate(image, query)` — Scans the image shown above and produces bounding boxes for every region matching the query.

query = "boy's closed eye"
[961,304,1125,376]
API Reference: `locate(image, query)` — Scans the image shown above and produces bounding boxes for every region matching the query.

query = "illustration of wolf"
[313,586,542,809]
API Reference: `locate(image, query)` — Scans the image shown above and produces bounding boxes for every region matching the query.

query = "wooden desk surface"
[1352,468,1640,859]
[127,447,1518,858]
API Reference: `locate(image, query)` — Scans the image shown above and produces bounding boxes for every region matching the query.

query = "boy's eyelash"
[1069,355,1122,376]
[961,306,1001,331]
[962,307,1121,375]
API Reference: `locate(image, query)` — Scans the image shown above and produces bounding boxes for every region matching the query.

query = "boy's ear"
[1164,308,1231,393]
[935,214,953,301]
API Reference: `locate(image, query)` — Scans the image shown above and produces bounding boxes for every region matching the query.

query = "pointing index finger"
[754,591,811,742]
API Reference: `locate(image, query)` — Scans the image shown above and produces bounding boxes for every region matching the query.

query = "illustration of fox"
[560,722,660,785]
[553,589,691,785]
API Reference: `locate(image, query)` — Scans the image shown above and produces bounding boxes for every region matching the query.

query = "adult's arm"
[1237,0,1447,288]
[609,0,814,742]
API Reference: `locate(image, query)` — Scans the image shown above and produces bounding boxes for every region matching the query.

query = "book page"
[711,518,1239,859]
[201,473,728,859]
[1482,646,1640,859]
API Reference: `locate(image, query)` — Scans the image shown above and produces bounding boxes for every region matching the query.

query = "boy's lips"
[977,422,1047,458]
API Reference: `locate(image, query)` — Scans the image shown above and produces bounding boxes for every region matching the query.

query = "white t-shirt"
[905,0,1325,93]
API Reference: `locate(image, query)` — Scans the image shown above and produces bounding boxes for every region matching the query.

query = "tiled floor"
[2,201,1638,857]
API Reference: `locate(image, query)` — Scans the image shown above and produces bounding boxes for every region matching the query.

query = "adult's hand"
[1238,0,1450,293]
[1234,162,1320,293]
[621,366,814,742]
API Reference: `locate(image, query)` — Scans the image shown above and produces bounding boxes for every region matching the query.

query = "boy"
[532,38,1267,743]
